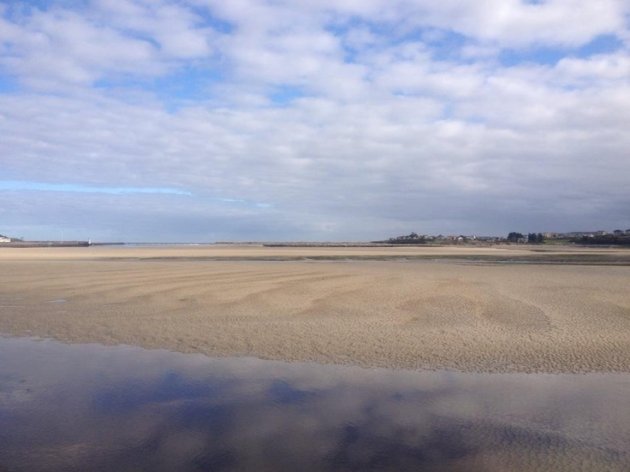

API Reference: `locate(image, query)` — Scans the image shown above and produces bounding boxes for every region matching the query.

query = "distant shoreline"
[3,239,630,249]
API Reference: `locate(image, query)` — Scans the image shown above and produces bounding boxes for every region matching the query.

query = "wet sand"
[3,337,629,472]
[1,245,629,373]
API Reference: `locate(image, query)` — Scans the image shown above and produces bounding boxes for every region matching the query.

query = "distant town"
[380,229,630,246]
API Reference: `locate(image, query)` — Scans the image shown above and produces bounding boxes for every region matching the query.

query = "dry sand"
[1,245,629,373]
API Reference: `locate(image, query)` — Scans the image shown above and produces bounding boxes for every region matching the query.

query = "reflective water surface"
[0,337,629,472]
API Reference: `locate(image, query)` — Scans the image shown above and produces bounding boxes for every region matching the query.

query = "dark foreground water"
[0,337,628,472]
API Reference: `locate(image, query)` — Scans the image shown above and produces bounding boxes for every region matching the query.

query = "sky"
[1,0,629,242]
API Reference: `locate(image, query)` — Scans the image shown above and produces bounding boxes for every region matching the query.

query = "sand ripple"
[0,247,629,373]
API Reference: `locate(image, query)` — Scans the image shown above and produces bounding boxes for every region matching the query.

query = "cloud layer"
[1,0,629,241]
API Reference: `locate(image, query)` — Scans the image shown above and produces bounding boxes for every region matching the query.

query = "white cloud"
[415,0,626,47]
[93,0,213,59]
[0,0,629,240]
[0,0,217,89]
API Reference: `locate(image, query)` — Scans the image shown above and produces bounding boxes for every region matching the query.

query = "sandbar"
[1,245,629,373]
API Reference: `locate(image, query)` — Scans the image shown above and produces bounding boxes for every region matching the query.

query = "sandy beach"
[1,245,629,373]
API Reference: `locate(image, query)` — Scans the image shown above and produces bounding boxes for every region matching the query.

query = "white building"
[0,235,11,243]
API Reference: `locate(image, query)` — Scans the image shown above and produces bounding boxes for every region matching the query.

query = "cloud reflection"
[0,337,628,471]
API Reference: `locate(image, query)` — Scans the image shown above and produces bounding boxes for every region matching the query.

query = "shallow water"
[0,337,628,471]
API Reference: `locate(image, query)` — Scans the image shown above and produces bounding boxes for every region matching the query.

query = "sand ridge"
[0,245,629,373]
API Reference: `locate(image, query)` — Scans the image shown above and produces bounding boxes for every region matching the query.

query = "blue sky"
[0,180,192,195]
[1,0,629,241]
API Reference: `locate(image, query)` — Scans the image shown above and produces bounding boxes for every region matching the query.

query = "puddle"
[0,336,628,471]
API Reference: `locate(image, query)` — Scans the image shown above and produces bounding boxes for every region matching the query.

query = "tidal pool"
[0,336,628,471]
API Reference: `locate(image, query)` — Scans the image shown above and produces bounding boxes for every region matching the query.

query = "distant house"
[0,234,11,243]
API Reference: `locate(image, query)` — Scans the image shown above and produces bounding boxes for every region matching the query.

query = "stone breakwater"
[0,240,90,248]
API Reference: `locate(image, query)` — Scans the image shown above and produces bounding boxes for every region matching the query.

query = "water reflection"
[0,337,628,471]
